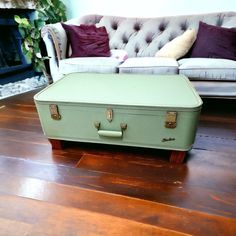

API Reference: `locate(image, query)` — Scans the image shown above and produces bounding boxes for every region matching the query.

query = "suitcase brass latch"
[106,108,113,122]
[49,104,61,120]
[165,111,177,128]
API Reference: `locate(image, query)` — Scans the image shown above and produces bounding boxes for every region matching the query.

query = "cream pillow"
[155,29,196,59]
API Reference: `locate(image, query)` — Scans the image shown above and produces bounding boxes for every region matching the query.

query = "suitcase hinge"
[165,111,177,128]
[49,104,61,120]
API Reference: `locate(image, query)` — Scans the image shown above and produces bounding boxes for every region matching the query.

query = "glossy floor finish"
[0,90,236,235]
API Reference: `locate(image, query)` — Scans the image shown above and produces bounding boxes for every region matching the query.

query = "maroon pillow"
[189,21,236,60]
[61,23,110,57]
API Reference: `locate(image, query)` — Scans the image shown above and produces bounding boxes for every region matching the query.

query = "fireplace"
[0,1,36,83]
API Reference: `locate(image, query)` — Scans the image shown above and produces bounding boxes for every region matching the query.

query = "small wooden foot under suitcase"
[34,73,203,163]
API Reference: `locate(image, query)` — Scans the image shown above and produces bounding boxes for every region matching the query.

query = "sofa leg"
[169,150,186,164]
[49,139,64,150]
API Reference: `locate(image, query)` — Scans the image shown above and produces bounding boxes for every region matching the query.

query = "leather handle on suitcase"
[98,130,123,138]
[94,122,127,138]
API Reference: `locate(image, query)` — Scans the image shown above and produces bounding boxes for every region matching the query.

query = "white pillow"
[155,29,196,59]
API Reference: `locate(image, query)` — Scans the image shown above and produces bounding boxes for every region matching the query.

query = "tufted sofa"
[41,11,236,98]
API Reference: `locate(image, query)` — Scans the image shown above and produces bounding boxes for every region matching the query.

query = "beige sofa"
[41,11,236,98]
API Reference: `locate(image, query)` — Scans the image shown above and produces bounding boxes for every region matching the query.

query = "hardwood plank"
[77,150,236,193]
[0,155,235,218]
[197,121,236,140]
[0,104,38,118]
[0,194,190,236]
[0,128,83,166]
[0,137,82,166]
[0,135,83,162]
[0,115,41,132]
[194,134,236,152]
[0,128,47,145]
[0,174,235,236]
[0,218,32,236]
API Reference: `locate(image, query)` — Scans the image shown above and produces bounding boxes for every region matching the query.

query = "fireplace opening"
[0,25,24,68]
[0,8,35,84]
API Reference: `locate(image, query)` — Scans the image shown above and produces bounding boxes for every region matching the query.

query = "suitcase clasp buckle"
[165,111,177,128]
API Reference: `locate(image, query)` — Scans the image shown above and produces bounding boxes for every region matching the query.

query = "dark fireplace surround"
[0,8,35,80]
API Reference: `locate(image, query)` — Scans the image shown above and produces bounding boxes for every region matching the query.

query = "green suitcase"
[34,73,203,163]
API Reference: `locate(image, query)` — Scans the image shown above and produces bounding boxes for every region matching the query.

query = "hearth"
[0,7,36,84]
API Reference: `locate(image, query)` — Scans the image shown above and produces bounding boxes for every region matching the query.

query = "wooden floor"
[0,89,236,236]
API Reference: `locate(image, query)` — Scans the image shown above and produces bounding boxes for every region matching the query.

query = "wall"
[64,0,236,20]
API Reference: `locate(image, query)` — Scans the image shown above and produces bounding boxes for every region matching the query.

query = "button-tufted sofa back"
[42,11,236,61]
[66,11,236,58]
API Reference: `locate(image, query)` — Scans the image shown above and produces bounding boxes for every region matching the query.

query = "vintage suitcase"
[34,73,203,163]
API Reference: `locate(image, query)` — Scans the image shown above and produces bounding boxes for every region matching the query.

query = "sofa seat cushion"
[178,58,236,81]
[59,57,121,75]
[118,57,178,74]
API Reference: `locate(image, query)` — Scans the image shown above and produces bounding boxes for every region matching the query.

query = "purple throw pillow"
[190,21,236,60]
[61,23,110,57]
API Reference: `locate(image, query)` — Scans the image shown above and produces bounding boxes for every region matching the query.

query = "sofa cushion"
[59,57,120,75]
[61,23,110,58]
[110,49,128,62]
[118,57,178,74]
[178,58,236,81]
[189,21,236,60]
[155,29,196,59]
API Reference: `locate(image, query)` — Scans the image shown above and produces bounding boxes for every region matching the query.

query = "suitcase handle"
[94,122,127,138]
[98,130,122,138]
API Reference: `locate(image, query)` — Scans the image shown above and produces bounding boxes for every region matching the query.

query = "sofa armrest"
[41,23,68,61]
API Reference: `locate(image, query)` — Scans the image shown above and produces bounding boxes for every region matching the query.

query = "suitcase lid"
[34,73,202,110]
